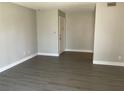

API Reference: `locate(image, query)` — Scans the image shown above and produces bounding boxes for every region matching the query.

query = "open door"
[59,16,66,54]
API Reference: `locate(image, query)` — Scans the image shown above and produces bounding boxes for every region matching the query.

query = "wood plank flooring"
[0,52,124,90]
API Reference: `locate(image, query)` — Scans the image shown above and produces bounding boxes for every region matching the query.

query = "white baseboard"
[37,53,59,56]
[0,53,37,73]
[93,60,124,67]
[65,49,93,53]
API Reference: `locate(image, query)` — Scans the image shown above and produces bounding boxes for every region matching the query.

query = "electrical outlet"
[118,56,122,60]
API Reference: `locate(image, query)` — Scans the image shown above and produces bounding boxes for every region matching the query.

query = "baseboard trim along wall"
[0,53,37,73]
[37,53,59,56]
[93,61,124,67]
[0,52,59,73]
[65,49,93,53]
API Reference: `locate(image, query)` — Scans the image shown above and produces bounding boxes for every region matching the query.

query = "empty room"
[0,1,124,91]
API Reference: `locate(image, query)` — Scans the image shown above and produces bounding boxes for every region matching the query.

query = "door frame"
[58,16,66,55]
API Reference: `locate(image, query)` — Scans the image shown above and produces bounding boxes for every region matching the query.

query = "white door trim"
[58,16,66,55]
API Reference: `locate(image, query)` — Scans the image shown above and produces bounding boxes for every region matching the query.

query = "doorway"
[58,16,66,54]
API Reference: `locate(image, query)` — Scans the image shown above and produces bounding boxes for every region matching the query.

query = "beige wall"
[66,11,95,52]
[37,9,59,54]
[0,3,37,68]
[94,3,124,62]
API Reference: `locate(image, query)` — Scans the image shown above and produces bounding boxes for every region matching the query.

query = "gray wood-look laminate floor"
[0,52,124,91]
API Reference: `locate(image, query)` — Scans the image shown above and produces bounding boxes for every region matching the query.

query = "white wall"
[0,3,37,68]
[94,3,124,63]
[66,11,95,52]
[37,10,59,55]
[37,9,95,54]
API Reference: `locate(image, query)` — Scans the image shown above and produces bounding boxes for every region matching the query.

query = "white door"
[59,16,65,54]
